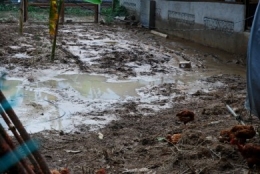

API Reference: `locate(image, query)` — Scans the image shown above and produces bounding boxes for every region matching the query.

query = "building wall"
[120,0,249,54]
[156,1,245,32]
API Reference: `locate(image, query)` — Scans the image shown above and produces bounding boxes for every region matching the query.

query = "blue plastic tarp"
[246,2,260,118]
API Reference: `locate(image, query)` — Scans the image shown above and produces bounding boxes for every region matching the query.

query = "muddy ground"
[1,22,260,174]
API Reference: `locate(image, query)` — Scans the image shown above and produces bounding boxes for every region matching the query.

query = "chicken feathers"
[236,143,260,168]
[176,110,195,125]
[230,125,256,144]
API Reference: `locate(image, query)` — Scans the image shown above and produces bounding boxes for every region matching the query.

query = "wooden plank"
[151,30,168,38]
[29,2,97,7]
[94,5,98,23]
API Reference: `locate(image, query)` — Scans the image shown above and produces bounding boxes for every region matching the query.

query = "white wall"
[120,0,248,53]
[156,1,245,32]
[120,0,246,32]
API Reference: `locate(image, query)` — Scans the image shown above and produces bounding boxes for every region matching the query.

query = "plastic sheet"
[245,2,260,119]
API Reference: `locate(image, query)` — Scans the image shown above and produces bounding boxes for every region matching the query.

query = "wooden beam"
[60,0,65,24]
[29,2,97,7]
[94,4,98,23]
[24,0,28,22]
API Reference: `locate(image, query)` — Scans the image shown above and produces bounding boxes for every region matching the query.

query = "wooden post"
[19,0,24,35]
[245,0,249,30]
[94,4,99,23]
[60,1,65,24]
[0,131,27,174]
[0,91,51,174]
[0,106,41,174]
[112,0,116,11]
[23,0,28,22]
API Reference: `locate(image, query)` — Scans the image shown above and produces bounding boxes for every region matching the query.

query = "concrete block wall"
[155,1,245,32]
[120,0,249,54]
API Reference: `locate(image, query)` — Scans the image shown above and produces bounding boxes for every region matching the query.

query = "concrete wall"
[156,1,245,32]
[120,0,249,54]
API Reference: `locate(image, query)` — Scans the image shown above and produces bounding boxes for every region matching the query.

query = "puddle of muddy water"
[39,74,145,100]
[0,66,244,133]
[0,74,178,133]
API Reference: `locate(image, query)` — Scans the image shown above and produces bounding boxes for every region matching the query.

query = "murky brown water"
[159,35,246,78]
[40,74,145,100]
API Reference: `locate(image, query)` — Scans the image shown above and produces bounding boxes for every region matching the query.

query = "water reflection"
[38,74,147,100]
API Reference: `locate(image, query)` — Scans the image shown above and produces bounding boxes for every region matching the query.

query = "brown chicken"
[219,129,234,143]
[166,133,182,144]
[230,125,256,145]
[219,125,256,145]
[95,168,106,174]
[60,168,70,174]
[51,170,60,174]
[176,110,195,126]
[51,168,69,174]
[236,143,260,168]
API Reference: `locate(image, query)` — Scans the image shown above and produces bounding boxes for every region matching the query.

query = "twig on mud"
[180,161,200,174]
[173,144,182,152]
[198,167,208,174]
[179,168,190,174]
[209,149,221,159]
[184,162,196,173]
[166,139,182,152]
[232,163,248,169]
[168,147,177,155]
[195,139,207,147]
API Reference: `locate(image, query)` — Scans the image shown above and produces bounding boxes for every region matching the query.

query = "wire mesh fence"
[0,1,112,23]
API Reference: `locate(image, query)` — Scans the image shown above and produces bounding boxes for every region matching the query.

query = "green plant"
[101,5,128,24]
[28,6,48,13]
[0,4,19,11]
[65,7,93,16]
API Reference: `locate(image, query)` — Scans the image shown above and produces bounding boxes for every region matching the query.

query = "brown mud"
[0,23,259,174]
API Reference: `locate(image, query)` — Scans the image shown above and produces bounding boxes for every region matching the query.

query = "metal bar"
[0,127,27,174]
[0,90,51,174]
[0,106,41,174]
[226,104,245,125]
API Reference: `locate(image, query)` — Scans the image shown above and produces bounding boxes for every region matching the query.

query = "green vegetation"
[0,4,19,11]
[100,0,128,24]
[0,0,128,23]
[65,7,93,16]
[0,4,19,22]
[28,6,49,21]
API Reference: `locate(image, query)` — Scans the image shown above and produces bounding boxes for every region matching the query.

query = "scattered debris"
[98,132,104,139]
[122,168,151,173]
[64,150,81,154]
[151,30,168,38]
[179,61,191,68]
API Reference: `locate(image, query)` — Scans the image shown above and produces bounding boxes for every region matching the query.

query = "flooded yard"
[0,22,257,173]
